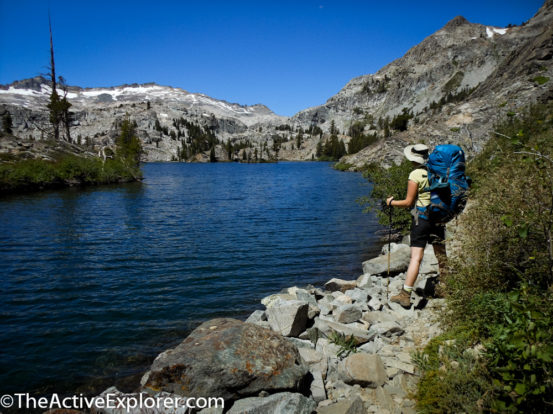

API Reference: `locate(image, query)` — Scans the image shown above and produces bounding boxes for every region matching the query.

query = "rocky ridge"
[0,79,292,162]
[292,0,553,168]
[80,241,446,414]
[2,2,552,166]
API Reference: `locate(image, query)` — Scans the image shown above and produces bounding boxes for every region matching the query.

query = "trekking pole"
[388,204,393,276]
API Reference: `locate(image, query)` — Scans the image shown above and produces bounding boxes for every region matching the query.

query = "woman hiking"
[386,144,447,308]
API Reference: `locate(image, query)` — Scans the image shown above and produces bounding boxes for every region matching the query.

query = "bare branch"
[514,151,553,164]
[491,131,513,140]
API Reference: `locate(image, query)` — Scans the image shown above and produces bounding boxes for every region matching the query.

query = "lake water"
[0,162,381,396]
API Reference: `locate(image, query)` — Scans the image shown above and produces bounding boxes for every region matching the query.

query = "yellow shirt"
[408,168,430,207]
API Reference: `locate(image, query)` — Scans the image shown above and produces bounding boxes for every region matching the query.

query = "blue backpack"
[417,144,469,223]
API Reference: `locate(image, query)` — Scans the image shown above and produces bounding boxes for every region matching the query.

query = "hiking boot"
[391,289,411,308]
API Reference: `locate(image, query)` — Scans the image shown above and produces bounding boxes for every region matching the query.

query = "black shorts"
[410,217,445,248]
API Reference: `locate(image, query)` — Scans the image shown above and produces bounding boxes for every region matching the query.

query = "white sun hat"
[403,144,429,164]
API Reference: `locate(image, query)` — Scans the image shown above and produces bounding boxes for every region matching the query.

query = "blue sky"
[0,0,544,116]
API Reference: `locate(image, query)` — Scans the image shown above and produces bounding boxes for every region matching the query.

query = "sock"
[403,284,413,293]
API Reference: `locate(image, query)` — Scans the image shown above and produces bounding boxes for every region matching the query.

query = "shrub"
[333,162,353,171]
[0,155,142,194]
[485,287,553,413]
[359,159,413,234]
[532,76,549,85]
[416,101,553,413]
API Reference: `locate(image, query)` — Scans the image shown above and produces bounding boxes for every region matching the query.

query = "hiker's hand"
[386,196,394,206]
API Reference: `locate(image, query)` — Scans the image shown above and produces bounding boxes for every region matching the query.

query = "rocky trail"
[80,242,445,414]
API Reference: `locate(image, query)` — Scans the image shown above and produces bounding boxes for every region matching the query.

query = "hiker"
[385,144,447,307]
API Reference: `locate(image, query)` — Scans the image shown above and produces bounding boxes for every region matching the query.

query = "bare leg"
[404,246,425,287]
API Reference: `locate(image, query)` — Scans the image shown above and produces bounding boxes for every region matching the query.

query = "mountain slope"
[0,78,289,162]
[1,1,552,165]
[291,0,553,168]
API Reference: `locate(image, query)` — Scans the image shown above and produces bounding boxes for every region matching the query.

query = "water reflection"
[0,162,381,395]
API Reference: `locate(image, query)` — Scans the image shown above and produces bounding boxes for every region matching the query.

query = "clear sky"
[0,0,544,116]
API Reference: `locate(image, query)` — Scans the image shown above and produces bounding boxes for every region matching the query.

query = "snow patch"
[0,87,42,96]
[486,27,507,38]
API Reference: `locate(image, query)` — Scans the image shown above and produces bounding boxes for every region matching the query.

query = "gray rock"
[382,357,417,375]
[319,302,333,316]
[227,392,316,414]
[315,338,343,360]
[261,293,295,308]
[90,387,191,414]
[375,386,396,412]
[143,318,308,400]
[381,242,407,255]
[314,318,374,345]
[298,347,328,379]
[324,278,357,293]
[298,347,325,365]
[198,408,224,414]
[362,311,397,324]
[362,245,411,275]
[266,299,309,337]
[388,277,404,294]
[316,396,365,414]
[386,300,416,316]
[286,337,315,349]
[293,288,318,305]
[338,353,387,388]
[357,337,387,354]
[344,288,369,304]
[368,321,404,338]
[334,304,362,324]
[356,274,372,289]
[330,294,353,308]
[368,297,383,311]
[310,370,327,403]
[245,310,267,324]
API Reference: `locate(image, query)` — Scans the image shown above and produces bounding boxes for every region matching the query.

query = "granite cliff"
[1,1,552,165]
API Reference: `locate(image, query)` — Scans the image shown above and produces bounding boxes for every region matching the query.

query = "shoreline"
[77,241,443,414]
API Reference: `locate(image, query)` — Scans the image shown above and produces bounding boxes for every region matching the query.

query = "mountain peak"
[443,15,470,30]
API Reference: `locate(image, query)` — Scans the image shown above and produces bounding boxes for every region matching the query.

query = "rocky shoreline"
[45,242,444,414]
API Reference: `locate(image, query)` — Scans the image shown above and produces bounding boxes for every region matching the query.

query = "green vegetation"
[413,102,553,413]
[390,108,414,132]
[427,86,476,113]
[318,135,346,161]
[359,159,414,234]
[443,71,464,94]
[347,121,378,154]
[171,117,219,161]
[317,121,347,161]
[450,127,460,132]
[116,117,142,168]
[532,75,550,85]
[333,162,353,171]
[1,118,143,194]
[3,112,13,134]
[0,155,141,194]
[328,332,358,358]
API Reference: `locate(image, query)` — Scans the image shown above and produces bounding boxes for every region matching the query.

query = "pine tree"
[330,120,337,135]
[116,116,142,167]
[210,146,217,162]
[226,140,232,160]
[58,76,72,142]
[47,14,61,140]
[2,112,13,135]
